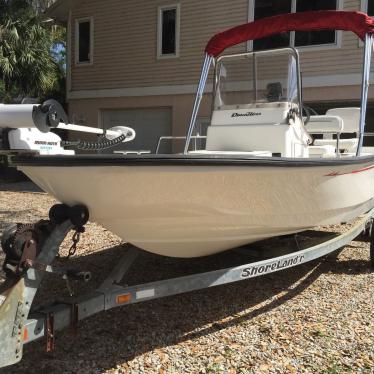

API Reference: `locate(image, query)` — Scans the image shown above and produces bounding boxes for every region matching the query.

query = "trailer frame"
[0,207,373,368]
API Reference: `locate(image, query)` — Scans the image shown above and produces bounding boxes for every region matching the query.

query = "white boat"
[4,10,374,257]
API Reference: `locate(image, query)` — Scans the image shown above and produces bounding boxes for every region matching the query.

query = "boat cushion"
[305,115,343,134]
[326,107,360,133]
[314,138,358,152]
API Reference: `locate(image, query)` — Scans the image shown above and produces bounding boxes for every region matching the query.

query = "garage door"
[101,108,172,153]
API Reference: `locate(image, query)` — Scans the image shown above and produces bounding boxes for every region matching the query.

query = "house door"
[101,107,172,153]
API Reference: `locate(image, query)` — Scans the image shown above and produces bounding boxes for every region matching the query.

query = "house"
[47,0,374,152]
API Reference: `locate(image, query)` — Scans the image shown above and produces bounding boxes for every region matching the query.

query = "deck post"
[184,54,213,154]
[357,33,373,156]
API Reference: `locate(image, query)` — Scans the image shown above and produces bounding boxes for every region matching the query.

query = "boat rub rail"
[9,154,374,168]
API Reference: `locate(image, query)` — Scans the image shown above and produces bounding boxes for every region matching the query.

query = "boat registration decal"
[325,164,374,177]
[136,289,155,300]
[241,254,305,278]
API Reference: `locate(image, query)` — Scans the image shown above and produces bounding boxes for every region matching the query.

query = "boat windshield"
[214,48,300,110]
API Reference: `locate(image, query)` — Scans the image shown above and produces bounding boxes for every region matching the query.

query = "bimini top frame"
[184,10,374,155]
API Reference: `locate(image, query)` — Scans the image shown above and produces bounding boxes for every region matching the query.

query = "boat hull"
[17,157,374,257]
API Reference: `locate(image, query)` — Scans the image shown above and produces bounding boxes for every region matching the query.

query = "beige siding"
[70,0,370,93]
[71,0,248,91]
[299,0,367,77]
[66,0,374,144]
[68,86,374,131]
[68,93,213,137]
[229,0,369,83]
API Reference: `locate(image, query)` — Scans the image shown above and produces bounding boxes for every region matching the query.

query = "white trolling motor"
[0,100,136,155]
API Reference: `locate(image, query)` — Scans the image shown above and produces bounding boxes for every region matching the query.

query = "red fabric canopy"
[205,11,374,57]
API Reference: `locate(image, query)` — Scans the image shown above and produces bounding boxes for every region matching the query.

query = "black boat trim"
[10,154,374,168]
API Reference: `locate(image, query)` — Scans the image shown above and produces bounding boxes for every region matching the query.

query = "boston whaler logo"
[241,254,305,278]
[231,112,261,118]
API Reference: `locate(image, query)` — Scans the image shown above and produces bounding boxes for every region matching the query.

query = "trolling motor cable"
[61,133,128,151]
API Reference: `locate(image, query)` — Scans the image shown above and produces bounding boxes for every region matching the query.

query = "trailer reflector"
[136,289,155,299]
[116,293,132,304]
[23,328,28,342]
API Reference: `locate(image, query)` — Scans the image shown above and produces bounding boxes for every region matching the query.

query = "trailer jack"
[0,207,373,368]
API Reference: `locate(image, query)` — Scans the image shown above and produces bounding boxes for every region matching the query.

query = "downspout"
[66,10,72,100]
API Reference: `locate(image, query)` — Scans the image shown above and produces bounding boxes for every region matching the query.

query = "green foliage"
[0,80,4,97]
[0,0,66,103]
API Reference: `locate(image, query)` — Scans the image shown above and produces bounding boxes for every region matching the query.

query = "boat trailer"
[0,205,373,368]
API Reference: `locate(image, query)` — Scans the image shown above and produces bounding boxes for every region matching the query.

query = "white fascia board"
[68,84,208,99]
[303,73,367,88]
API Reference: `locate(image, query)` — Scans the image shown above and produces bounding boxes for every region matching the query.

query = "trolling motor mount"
[32,99,69,133]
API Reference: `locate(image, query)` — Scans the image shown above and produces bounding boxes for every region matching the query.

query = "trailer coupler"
[0,204,89,368]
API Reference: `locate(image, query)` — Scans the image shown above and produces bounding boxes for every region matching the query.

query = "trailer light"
[116,293,132,304]
[23,328,29,342]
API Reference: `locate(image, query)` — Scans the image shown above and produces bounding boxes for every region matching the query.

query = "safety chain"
[67,227,85,259]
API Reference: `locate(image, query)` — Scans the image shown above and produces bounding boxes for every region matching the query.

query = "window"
[362,0,374,16]
[370,2,374,16]
[252,0,341,51]
[294,1,337,47]
[157,4,180,58]
[75,18,93,64]
[253,0,291,51]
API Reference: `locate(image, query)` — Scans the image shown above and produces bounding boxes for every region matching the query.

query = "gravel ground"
[0,183,374,373]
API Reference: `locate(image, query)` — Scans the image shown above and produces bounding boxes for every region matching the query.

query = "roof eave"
[45,0,74,23]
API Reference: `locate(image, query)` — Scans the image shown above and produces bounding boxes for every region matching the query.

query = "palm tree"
[0,0,64,102]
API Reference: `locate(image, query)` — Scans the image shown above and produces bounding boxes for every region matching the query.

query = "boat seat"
[314,138,358,152]
[313,108,360,153]
[305,115,343,134]
[327,107,360,132]
[305,115,343,156]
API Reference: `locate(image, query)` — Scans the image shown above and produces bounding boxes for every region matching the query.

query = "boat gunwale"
[10,153,374,168]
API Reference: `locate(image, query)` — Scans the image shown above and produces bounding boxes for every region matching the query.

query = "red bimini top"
[205,11,374,57]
